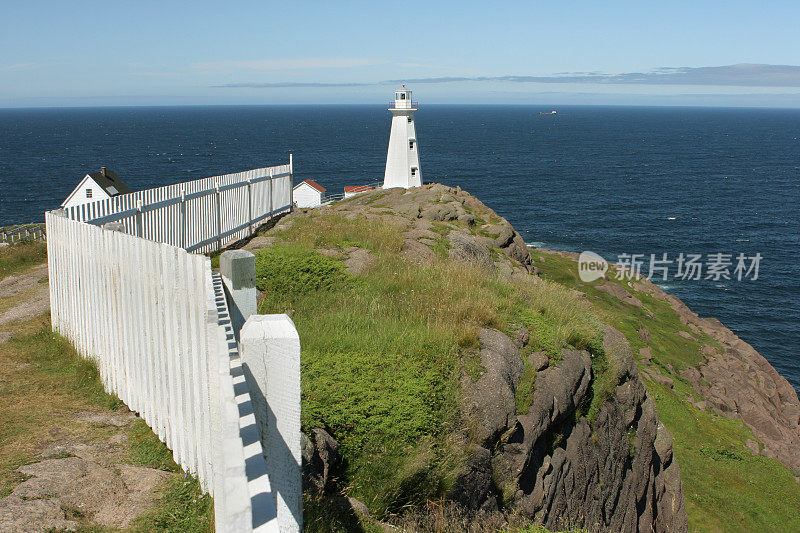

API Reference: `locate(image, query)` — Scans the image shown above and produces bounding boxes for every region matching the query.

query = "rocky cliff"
[634,277,800,473]
[245,183,799,532]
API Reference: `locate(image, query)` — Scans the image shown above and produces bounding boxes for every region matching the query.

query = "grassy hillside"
[256,212,606,527]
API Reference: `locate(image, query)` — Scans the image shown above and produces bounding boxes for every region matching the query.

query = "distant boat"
[538,110,557,115]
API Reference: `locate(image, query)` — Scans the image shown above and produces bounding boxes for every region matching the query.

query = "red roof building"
[344,185,374,198]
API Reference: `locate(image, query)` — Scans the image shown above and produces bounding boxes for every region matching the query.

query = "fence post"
[135,199,143,238]
[246,177,253,236]
[289,154,294,209]
[219,250,256,342]
[180,186,187,249]
[269,168,274,218]
[214,179,222,251]
[240,315,302,533]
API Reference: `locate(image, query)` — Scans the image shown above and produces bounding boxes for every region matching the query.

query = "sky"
[2,0,800,108]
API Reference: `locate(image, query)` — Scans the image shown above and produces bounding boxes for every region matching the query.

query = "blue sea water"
[1,105,798,392]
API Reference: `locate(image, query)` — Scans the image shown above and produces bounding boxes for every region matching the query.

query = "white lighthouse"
[383,86,422,189]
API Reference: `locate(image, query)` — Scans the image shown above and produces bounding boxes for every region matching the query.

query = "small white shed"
[62,167,132,209]
[293,180,326,208]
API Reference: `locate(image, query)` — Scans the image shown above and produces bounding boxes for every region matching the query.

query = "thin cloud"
[214,64,800,89]
[213,81,374,88]
[0,62,40,72]
[510,64,800,86]
[195,57,382,73]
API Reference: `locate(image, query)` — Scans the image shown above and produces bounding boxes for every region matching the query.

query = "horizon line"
[3,101,800,111]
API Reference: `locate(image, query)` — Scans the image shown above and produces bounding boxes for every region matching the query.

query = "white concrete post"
[240,315,302,533]
[220,250,257,341]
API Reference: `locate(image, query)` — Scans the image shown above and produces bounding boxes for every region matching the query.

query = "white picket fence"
[65,160,293,253]
[45,164,298,531]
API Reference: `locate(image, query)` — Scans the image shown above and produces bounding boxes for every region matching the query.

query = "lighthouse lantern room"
[383,86,422,189]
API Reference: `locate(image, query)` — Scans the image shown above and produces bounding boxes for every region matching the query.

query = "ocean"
[1,105,798,392]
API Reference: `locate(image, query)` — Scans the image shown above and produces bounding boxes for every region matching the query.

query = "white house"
[344,185,373,198]
[383,85,422,189]
[62,167,132,209]
[293,179,326,208]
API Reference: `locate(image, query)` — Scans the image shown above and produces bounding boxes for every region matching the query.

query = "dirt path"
[0,264,50,344]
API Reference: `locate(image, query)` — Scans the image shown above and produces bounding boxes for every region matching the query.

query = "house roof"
[87,168,132,197]
[61,167,132,207]
[344,185,373,193]
[295,179,326,193]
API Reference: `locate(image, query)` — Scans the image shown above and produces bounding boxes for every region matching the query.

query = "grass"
[514,349,536,414]
[0,240,47,280]
[303,492,380,533]
[131,474,213,532]
[652,377,800,532]
[127,419,181,472]
[504,526,588,533]
[273,212,404,253]
[528,250,720,371]
[258,214,618,521]
[530,248,800,532]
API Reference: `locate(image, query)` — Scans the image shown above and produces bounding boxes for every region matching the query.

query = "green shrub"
[302,350,450,452]
[255,245,352,295]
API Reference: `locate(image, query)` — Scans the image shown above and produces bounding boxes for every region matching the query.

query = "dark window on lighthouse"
[411,167,417,176]
[409,140,415,150]
[407,116,412,123]
[400,93,406,99]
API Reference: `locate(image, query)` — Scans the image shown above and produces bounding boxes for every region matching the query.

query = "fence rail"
[45,162,298,531]
[66,162,293,253]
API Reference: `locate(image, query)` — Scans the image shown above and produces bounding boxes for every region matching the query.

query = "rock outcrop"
[459,327,687,532]
[0,410,169,532]
[323,184,536,274]
[301,428,342,493]
[448,231,494,270]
